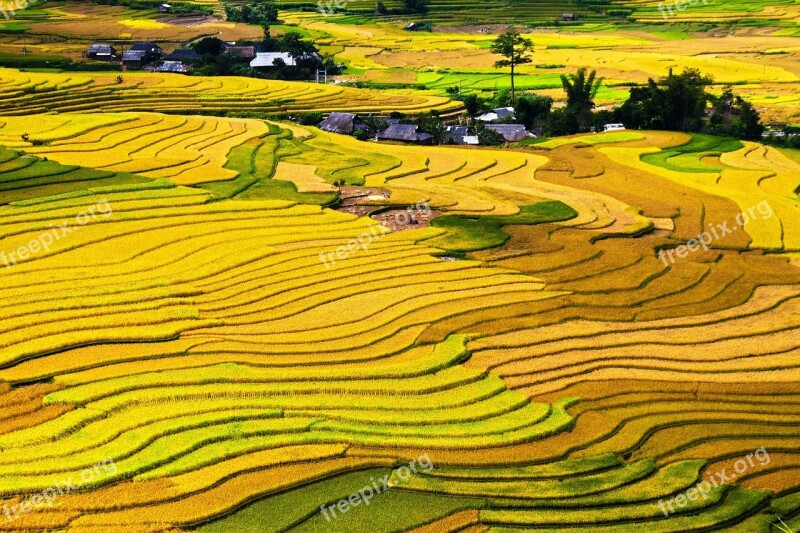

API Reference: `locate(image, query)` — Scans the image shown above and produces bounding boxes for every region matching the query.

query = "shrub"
[298,112,323,126]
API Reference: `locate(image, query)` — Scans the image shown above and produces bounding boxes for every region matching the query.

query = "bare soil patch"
[335,186,441,230]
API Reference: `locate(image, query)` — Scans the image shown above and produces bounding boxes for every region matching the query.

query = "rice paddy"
[0,0,799,527]
[3,4,800,124]
[0,69,457,116]
[0,106,797,531]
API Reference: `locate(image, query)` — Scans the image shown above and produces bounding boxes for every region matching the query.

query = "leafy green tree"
[415,112,448,145]
[660,68,711,131]
[475,123,505,146]
[618,68,711,132]
[492,89,511,109]
[363,115,388,132]
[491,27,533,105]
[560,67,602,114]
[461,94,485,118]
[298,112,324,126]
[403,0,427,13]
[709,87,764,141]
[514,94,552,130]
[224,0,277,24]
[194,37,224,56]
[548,108,579,136]
[280,33,317,60]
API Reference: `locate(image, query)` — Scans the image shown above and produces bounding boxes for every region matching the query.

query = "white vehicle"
[603,123,626,132]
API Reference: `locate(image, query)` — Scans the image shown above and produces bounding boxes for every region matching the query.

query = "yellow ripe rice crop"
[0,110,798,531]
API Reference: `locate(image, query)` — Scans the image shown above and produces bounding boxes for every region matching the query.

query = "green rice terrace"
[0,0,799,531]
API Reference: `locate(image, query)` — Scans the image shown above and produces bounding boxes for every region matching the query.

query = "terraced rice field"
[0,69,457,116]
[277,0,604,24]
[266,14,800,125]
[4,6,800,125]
[0,111,798,532]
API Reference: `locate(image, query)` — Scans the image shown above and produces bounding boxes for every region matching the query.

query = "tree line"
[479,27,764,141]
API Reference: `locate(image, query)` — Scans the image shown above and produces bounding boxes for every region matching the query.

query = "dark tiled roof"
[155,61,189,73]
[225,45,256,59]
[130,42,163,54]
[445,126,469,144]
[250,52,295,68]
[87,44,115,55]
[485,124,528,142]
[122,50,147,61]
[165,49,200,61]
[379,124,423,142]
[319,113,357,134]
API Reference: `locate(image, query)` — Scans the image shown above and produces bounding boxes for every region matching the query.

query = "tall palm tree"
[560,67,604,113]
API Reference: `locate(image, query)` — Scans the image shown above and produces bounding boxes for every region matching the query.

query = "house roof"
[165,49,200,61]
[130,42,163,54]
[446,126,468,136]
[445,125,469,144]
[155,61,189,73]
[224,45,256,59]
[485,124,528,142]
[250,52,295,68]
[87,44,115,55]
[477,107,516,123]
[476,112,497,122]
[122,50,147,62]
[319,112,357,134]
[379,124,430,142]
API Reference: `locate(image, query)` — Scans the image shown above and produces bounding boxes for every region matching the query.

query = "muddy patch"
[370,207,441,231]
[335,186,440,230]
[336,186,390,216]
[339,186,389,201]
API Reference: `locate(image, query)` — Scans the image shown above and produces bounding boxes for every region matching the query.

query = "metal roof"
[165,49,200,61]
[87,44,115,55]
[155,61,189,73]
[122,50,147,61]
[485,124,528,142]
[319,113,357,134]
[445,126,469,144]
[130,43,163,54]
[250,52,295,68]
[477,107,516,122]
[379,124,429,142]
